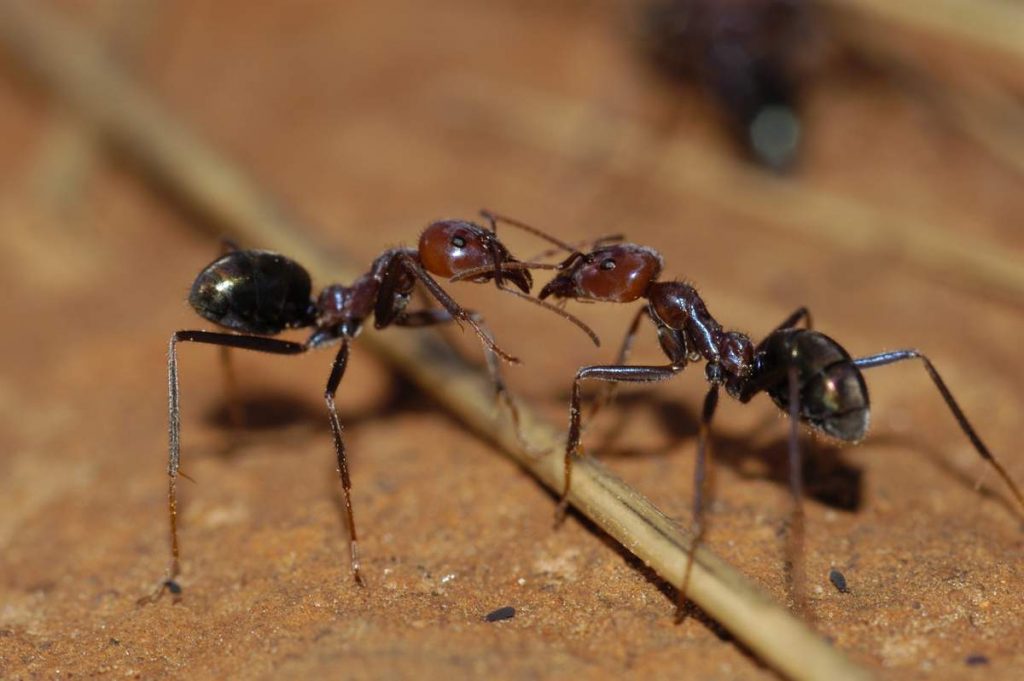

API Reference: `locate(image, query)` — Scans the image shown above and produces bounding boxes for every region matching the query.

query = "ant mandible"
[533,237,1024,613]
[141,215,598,603]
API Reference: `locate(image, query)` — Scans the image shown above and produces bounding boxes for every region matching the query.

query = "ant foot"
[553,500,570,528]
[350,542,365,587]
[673,599,695,625]
[136,578,182,606]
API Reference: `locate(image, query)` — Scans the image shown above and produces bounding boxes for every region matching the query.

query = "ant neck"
[647,281,754,389]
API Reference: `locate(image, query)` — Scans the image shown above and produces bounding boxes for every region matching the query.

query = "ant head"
[419,220,532,293]
[539,244,663,303]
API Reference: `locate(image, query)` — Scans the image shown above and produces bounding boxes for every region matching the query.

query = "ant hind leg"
[784,365,808,615]
[854,350,1024,512]
[774,306,813,332]
[139,330,307,605]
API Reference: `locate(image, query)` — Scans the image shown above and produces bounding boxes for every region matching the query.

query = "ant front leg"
[140,330,307,605]
[677,383,720,621]
[395,309,522,439]
[557,362,685,525]
[854,350,1024,511]
[395,253,521,364]
[322,340,364,586]
[588,306,651,425]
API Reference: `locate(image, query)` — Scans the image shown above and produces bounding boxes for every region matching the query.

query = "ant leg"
[587,306,651,425]
[216,239,243,426]
[677,383,720,622]
[395,309,522,437]
[476,212,510,290]
[219,346,244,429]
[491,285,601,347]
[140,330,307,605]
[774,306,813,332]
[854,350,1024,511]
[441,268,602,349]
[784,365,807,613]
[557,363,685,525]
[397,253,521,364]
[322,341,364,586]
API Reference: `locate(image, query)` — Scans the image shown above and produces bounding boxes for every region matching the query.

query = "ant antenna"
[525,234,625,264]
[494,285,601,347]
[482,209,626,264]
[449,261,601,347]
[448,260,561,283]
[449,232,628,284]
[480,210,578,252]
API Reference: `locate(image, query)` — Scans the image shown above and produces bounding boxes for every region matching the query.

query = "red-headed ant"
[140,216,597,603]
[470,220,1023,617]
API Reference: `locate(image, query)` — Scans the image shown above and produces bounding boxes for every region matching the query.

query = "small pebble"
[828,569,848,594]
[965,654,989,667]
[484,606,515,623]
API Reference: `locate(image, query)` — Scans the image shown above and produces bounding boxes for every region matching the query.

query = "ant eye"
[600,258,616,271]
[451,235,466,249]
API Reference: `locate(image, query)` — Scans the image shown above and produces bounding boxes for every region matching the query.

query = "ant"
[141,215,597,603]
[525,235,1023,615]
[641,0,818,169]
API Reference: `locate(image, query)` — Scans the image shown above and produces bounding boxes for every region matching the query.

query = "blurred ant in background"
[141,216,597,603]
[478,218,1023,617]
[641,0,820,169]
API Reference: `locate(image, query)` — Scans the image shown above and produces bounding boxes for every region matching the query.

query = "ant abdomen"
[188,250,315,335]
[758,329,870,442]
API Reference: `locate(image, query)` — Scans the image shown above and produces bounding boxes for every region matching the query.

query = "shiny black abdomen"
[188,250,315,335]
[756,329,870,442]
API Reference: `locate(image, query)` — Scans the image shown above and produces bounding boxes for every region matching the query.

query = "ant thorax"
[648,281,754,385]
[315,268,390,339]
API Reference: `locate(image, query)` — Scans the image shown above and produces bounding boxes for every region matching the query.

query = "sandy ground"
[1,1,1022,679]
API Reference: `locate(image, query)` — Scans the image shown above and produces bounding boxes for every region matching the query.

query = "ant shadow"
[580,390,1021,519]
[200,371,438,462]
[876,433,1023,523]
[584,391,865,512]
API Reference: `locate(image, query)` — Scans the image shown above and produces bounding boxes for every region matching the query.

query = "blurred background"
[1,0,1022,678]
